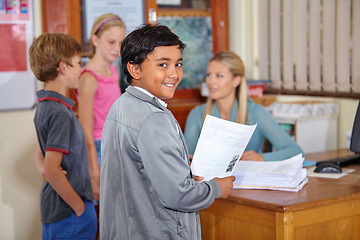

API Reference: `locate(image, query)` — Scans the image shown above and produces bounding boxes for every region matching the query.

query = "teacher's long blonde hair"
[203,51,248,124]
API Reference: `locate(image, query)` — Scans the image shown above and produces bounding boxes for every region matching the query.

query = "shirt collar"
[37,89,75,111]
[133,86,167,108]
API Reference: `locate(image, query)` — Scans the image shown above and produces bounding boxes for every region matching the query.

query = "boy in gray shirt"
[30,33,96,239]
[100,24,235,239]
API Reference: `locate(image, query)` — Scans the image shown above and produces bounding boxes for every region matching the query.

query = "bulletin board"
[0,0,36,111]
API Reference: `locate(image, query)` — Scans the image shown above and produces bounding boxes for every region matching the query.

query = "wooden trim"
[211,0,229,53]
[276,211,294,240]
[41,0,81,43]
[41,0,229,56]
[251,94,277,107]
[167,88,205,101]
[145,0,158,23]
[41,0,48,32]
[42,0,67,33]
[156,0,230,54]
[66,0,81,43]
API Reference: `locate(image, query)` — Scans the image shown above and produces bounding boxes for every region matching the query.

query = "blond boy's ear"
[127,62,141,80]
[57,61,67,74]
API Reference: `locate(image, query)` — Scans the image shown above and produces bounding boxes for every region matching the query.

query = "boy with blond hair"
[30,33,96,239]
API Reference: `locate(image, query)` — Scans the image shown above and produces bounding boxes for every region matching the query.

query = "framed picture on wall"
[81,0,145,53]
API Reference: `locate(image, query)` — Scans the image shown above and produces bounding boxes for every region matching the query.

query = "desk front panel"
[200,150,360,240]
[200,196,360,240]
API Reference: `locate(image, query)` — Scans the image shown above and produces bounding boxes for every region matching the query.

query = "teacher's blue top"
[184,99,314,166]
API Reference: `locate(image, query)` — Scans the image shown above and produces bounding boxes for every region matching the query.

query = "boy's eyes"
[158,62,183,68]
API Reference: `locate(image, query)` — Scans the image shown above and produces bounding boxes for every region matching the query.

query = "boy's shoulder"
[35,90,76,123]
[122,86,166,111]
[37,90,75,110]
[108,86,171,126]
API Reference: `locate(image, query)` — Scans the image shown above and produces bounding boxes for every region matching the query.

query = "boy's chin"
[160,94,175,100]
[158,88,177,99]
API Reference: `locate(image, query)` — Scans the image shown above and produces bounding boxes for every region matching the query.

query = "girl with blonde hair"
[77,13,126,201]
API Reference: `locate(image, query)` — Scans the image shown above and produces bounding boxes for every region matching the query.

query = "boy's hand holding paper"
[214,176,237,198]
[191,115,257,181]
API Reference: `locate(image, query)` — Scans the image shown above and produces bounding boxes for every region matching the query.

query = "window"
[235,0,360,98]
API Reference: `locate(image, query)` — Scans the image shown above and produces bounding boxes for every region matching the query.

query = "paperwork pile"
[190,115,308,192]
[232,154,308,192]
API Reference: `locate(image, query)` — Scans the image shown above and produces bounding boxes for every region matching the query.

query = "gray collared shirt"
[34,90,93,223]
[100,86,221,239]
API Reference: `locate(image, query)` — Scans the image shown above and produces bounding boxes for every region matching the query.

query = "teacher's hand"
[240,150,264,161]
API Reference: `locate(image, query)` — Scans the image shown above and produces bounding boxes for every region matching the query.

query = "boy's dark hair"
[121,24,186,84]
[29,33,82,82]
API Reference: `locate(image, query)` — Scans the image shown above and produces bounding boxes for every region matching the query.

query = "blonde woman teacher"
[184,51,308,163]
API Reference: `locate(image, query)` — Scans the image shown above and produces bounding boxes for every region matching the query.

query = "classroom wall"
[0,1,43,239]
[0,1,358,239]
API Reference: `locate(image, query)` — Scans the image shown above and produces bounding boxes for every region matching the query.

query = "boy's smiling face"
[131,45,183,99]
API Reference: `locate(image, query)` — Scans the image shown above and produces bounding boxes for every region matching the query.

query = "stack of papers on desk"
[190,115,308,192]
[233,154,308,192]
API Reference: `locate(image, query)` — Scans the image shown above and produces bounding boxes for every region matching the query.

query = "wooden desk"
[200,149,360,240]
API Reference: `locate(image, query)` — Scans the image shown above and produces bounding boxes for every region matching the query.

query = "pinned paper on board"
[0,0,36,112]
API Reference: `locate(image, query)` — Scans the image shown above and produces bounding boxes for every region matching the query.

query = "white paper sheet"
[234,153,304,176]
[191,115,257,181]
[234,177,309,192]
[234,168,307,188]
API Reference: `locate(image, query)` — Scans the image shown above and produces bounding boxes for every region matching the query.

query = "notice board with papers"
[0,0,37,111]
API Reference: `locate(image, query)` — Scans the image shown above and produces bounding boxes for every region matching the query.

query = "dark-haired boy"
[30,33,96,239]
[100,24,235,239]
